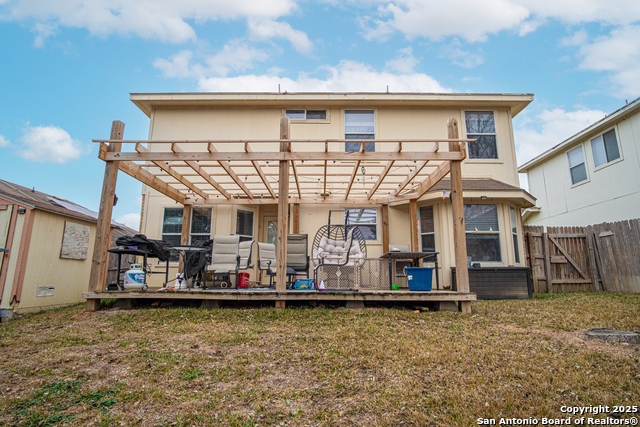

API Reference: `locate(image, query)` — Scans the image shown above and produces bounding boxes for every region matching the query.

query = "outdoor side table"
[379,251,439,290]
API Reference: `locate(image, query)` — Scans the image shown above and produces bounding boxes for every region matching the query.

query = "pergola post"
[87,120,124,312]
[275,117,290,306]
[448,118,471,314]
[409,199,419,252]
[293,203,300,234]
[179,204,192,272]
[381,204,389,252]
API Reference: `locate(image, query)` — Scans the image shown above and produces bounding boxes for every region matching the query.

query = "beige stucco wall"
[140,102,526,289]
[11,211,96,314]
[525,111,640,227]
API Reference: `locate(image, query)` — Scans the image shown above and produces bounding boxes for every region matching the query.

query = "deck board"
[83,289,476,302]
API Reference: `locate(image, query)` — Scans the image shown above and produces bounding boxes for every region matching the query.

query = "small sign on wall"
[37,285,55,297]
[60,221,90,260]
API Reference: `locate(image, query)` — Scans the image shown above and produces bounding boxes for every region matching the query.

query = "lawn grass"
[0,292,638,426]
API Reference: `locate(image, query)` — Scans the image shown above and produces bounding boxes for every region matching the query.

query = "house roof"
[130,92,534,118]
[0,179,135,231]
[518,96,640,172]
[427,178,525,193]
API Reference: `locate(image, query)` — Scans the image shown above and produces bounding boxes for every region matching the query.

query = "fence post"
[542,229,552,293]
[526,231,539,293]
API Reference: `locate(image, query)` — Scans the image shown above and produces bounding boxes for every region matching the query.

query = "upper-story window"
[567,145,588,185]
[345,110,375,152]
[465,111,497,159]
[591,129,620,168]
[285,110,327,120]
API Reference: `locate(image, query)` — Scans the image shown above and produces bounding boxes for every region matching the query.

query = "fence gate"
[524,226,597,293]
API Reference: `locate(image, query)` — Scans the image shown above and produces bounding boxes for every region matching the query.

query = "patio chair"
[257,242,277,287]
[205,235,241,288]
[287,234,310,279]
[239,240,255,271]
[314,228,355,286]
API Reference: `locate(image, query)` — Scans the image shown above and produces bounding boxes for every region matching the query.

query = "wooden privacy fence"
[524,219,640,293]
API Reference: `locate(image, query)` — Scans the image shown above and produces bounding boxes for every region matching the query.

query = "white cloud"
[362,0,530,43]
[515,107,606,165]
[247,18,313,53]
[154,40,269,79]
[17,125,88,163]
[4,0,300,44]
[197,59,452,92]
[358,0,640,42]
[0,135,10,148]
[560,29,588,47]
[385,47,418,73]
[30,22,56,47]
[574,25,640,98]
[439,41,484,68]
[115,213,140,231]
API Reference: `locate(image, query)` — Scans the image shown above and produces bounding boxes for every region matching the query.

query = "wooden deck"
[83,289,477,304]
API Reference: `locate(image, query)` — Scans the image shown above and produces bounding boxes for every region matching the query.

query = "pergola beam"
[117,158,186,203]
[367,143,401,199]
[245,143,276,198]
[170,143,230,200]
[136,144,209,201]
[101,151,466,162]
[207,143,253,199]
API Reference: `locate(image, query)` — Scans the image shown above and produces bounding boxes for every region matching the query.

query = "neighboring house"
[0,179,135,320]
[519,97,640,227]
[130,92,535,290]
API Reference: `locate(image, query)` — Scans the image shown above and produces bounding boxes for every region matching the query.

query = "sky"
[1,0,639,230]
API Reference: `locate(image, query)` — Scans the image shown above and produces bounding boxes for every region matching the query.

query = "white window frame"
[464,111,498,160]
[285,109,329,122]
[464,204,502,263]
[591,127,622,170]
[161,207,184,263]
[419,205,436,252]
[345,110,375,152]
[567,145,589,186]
[236,209,255,242]
[189,207,212,244]
[344,207,378,241]
[510,206,520,264]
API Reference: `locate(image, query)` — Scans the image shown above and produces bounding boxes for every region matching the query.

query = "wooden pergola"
[86,118,473,312]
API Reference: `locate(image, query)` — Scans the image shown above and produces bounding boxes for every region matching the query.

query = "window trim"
[344,207,378,242]
[591,127,623,171]
[567,144,590,187]
[236,209,255,242]
[464,203,502,263]
[419,205,436,252]
[284,109,330,123]
[161,207,184,263]
[464,110,499,160]
[344,109,375,152]
[510,206,520,264]
[189,207,212,245]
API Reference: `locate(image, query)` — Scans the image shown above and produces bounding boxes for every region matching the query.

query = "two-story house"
[519,97,640,227]
[121,92,534,294]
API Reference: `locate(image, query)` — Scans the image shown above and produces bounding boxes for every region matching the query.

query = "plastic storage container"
[404,267,434,291]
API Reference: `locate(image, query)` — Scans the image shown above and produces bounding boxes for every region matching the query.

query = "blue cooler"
[404,267,434,291]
